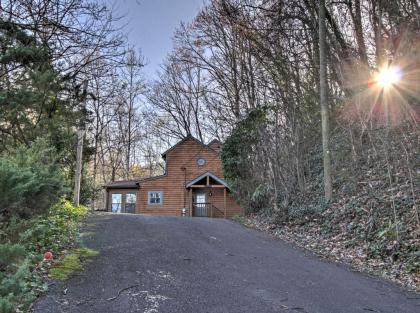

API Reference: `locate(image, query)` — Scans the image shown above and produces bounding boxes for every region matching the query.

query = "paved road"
[34,213,419,313]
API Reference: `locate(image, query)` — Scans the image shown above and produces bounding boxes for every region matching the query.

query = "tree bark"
[73,128,84,206]
[319,0,333,201]
[351,0,369,65]
[126,62,134,178]
[73,80,88,206]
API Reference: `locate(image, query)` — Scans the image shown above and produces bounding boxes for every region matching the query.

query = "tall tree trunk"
[73,80,88,206]
[73,128,84,206]
[351,0,368,65]
[126,69,134,179]
[319,0,333,201]
[373,0,383,65]
[126,112,132,178]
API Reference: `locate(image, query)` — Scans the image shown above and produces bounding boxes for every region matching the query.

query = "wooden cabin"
[103,136,242,218]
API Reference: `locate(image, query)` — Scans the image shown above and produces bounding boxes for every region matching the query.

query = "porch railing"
[192,202,225,217]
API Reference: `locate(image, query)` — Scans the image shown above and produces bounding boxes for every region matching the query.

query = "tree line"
[0,0,166,212]
[1,0,418,220]
[148,0,419,222]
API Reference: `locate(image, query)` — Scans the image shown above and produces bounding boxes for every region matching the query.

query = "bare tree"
[119,48,145,178]
[146,49,207,142]
[319,0,332,201]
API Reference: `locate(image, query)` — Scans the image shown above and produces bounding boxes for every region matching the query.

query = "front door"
[194,193,207,217]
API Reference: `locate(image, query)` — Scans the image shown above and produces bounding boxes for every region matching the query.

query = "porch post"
[189,188,193,217]
[210,191,213,218]
[223,187,227,218]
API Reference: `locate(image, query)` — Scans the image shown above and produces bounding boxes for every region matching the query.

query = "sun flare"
[375,66,402,88]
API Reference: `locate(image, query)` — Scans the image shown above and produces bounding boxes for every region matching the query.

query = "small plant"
[250,183,272,212]
[0,199,89,312]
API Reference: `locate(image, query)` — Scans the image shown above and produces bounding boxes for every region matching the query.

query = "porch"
[186,172,229,218]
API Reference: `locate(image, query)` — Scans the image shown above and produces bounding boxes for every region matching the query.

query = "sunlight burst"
[375,66,402,88]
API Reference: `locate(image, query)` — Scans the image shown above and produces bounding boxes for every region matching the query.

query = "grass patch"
[49,248,99,280]
[77,247,99,258]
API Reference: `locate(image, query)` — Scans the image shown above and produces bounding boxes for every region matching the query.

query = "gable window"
[148,191,163,205]
[196,158,206,166]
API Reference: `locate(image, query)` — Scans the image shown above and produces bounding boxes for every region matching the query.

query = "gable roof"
[186,171,229,189]
[207,139,222,146]
[161,135,218,159]
[104,136,223,189]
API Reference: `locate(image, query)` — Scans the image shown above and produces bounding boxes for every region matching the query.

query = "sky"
[107,0,206,80]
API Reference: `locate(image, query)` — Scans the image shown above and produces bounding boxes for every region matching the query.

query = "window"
[125,193,137,213]
[148,191,163,205]
[110,192,137,213]
[196,158,206,166]
[111,193,122,213]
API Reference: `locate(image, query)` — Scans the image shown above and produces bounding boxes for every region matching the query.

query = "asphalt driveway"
[34,213,419,313]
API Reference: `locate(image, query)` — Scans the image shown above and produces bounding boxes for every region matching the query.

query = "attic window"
[197,158,206,166]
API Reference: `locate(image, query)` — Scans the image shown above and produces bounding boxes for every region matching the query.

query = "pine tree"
[0,20,76,154]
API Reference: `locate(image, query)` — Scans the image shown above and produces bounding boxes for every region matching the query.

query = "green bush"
[0,254,43,313]
[0,242,45,313]
[19,199,88,255]
[0,199,88,312]
[221,108,269,213]
[250,183,272,212]
[0,243,26,270]
[0,139,67,219]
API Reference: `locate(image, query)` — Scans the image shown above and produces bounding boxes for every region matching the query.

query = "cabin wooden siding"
[208,188,241,218]
[106,137,242,217]
[139,137,238,216]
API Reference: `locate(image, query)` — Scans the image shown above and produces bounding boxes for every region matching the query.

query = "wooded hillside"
[0,1,419,307]
[147,0,419,290]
